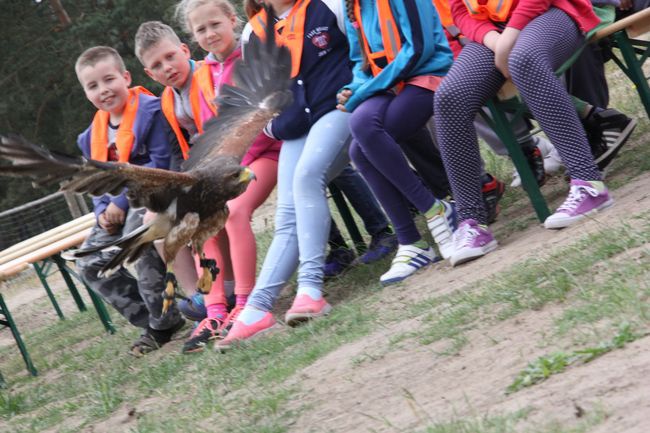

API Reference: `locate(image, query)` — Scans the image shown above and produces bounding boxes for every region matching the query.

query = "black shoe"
[481,174,505,224]
[583,108,637,170]
[520,144,546,186]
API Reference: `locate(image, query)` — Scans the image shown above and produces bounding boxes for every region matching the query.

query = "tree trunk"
[49,0,72,28]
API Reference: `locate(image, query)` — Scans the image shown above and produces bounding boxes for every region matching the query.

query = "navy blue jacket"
[242,0,352,140]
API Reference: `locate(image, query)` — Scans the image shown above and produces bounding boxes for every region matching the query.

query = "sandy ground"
[2,170,650,433]
[285,172,650,433]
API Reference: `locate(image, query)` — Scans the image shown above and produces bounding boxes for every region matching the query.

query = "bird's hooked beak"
[239,166,257,183]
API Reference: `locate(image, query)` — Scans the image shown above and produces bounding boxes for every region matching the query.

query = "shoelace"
[191,317,221,338]
[454,223,480,248]
[557,185,599,213]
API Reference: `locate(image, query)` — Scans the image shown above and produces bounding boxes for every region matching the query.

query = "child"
[173,0,282,353]
[216,0,354,350]
[74,46,185,356]
[336,0,456,285]
[434,0,613,266]
[135,21,205,305]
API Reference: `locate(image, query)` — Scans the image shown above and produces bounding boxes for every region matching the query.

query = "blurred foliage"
[0,0,244,212]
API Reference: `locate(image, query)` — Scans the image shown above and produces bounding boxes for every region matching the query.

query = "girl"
[434,0,612,266]
[217,0,353,349]
[175,0,282,353]
[336,0,457,285]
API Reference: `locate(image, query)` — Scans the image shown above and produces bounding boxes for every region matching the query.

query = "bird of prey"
[0,8,292,313]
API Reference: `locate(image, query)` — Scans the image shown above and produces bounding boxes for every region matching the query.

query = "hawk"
[0,10,292,313]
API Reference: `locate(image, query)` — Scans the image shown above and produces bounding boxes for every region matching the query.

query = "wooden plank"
[0,213,95,264]
[0,262,28,282]
[0,229,91,283]
[594,8,650,41]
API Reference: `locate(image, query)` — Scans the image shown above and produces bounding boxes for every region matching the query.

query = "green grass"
[1,60,650,433]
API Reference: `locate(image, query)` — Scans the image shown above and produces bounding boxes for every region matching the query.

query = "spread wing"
[0,134,197,213]
[182,5,293,171]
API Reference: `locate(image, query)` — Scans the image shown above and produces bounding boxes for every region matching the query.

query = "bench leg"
[51,255,86,312]
[615,33,650,119]
[63,265,116,335]
[486,100,551,223]
[329,183,367,255]
[84,285,116,334]
[0,294,38,376]
[32,262,65,320]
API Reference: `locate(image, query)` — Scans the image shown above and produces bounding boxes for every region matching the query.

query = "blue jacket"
[342,0,453,112]
[242,0,352,140]
[77,93,171,219]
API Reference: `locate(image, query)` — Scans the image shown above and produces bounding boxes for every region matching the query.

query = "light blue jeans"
[248,110,351,312]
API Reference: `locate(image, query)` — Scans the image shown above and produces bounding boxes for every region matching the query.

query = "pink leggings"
[202,157,278,306]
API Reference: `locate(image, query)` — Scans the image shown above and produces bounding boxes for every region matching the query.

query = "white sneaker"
[426,200,457,259]
[379,244,440,286]
[510,169,521,188]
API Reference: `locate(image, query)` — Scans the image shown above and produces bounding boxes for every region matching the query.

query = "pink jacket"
[449,0,601,45]
[197,47,281,166]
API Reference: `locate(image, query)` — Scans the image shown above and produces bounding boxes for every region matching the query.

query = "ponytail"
[344,0,369,72]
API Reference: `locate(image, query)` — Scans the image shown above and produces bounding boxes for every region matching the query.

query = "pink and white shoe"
[284,293,332,327]
[544,180,613,229]
[215,308,277,351]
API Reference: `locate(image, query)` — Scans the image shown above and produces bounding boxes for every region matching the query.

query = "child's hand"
[482,30,500,52]
[104,202,126,226]
[98,212,120,235]
[494,27,521,79]
[619,0,633,10]
[336,89,352,112]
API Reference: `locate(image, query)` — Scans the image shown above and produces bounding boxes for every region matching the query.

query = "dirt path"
[286,172,650,433]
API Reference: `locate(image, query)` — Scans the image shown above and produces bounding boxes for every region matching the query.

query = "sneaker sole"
[214,324,281,352]
[380,256,442,286]
[595,119,637,171]
[544,198,614,229]
[285,303,333,327]
[449,240,498,267]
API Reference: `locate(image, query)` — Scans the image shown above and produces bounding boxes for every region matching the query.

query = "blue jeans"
[248,110,351,312]
[330,164,389,239]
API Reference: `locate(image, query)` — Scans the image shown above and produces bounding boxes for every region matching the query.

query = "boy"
[135,21,201,172]
[74,46,185,356]
[134,21,210,322]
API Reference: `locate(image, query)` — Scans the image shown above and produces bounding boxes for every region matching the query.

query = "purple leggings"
[434,8,602,225]
[349,85,437,245]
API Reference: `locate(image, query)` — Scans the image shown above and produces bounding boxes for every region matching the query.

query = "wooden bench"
[0,214,116,376]
[484,7,650,223]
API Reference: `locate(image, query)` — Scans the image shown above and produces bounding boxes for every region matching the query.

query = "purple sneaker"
[449,219,498,267]
[544,180,613,229]
[357,229,398,264]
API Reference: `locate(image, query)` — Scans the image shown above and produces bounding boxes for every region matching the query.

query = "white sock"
[238,306,268,325]
[296,286,323,300]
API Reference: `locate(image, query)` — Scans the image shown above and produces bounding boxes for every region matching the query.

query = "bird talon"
[199,258,219,280]
[162,272,178,314]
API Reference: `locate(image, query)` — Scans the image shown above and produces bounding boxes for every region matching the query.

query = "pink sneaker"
[215,310,277,351]
[544,180,613,229]
[285,293,332,327]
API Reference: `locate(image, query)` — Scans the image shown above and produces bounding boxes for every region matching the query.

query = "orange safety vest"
[353,0,401,77]
[249,0,311,78]
[433,0,468,46]
[191,62,218,130]
[90,86,153,163]
[160,65,204,160]
[463,0,514,22]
